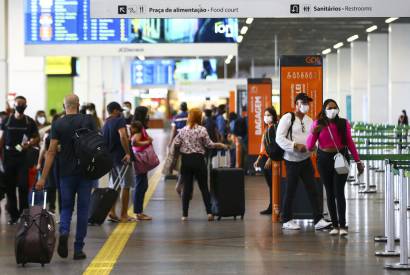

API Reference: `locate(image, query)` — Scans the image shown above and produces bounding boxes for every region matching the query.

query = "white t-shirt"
[275,112,313,162]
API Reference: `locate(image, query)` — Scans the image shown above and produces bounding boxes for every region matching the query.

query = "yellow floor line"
[83,166,163,275]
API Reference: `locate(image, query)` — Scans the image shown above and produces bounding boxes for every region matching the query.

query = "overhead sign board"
[91,0,410,18]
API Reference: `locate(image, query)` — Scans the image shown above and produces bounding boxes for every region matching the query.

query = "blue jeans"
[134,173,148,214]
[59,176,93,252]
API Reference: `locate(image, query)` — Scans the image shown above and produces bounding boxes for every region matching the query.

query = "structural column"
[337,48,351,119]
[368,33,389,124]
[0,0,7,111]
[325,53,338,101]
[389,24,410,124]
[351,41,368,122]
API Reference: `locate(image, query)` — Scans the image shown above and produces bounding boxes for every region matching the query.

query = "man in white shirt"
[276,93,331,231]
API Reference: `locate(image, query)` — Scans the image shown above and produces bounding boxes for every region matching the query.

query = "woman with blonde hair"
[173,108,227,221]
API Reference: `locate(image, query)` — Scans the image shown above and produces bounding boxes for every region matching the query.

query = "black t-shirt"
[1,115,39,157]
[50,114,96,177]
[102,116,127,166]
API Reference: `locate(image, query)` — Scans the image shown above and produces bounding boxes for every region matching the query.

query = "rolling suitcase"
[88,164,129,225]
[210,151,245,220]
[15,191,56,267]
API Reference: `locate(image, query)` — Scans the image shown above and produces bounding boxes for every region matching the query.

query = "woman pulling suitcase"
[173,108,228,221]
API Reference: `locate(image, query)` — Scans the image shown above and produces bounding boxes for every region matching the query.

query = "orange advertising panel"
[229,90,236,113]
[280,56,323,177]
[247,79,272,155]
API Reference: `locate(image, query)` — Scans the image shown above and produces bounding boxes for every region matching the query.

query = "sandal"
[120,216,136,223]
[107,215,120,223]
[136,214,152,221]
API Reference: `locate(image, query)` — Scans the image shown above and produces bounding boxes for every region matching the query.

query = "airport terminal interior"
[1,0,410,274]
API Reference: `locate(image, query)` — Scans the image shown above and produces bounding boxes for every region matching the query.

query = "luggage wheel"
[233,216,237,220]
[217,216,222,221]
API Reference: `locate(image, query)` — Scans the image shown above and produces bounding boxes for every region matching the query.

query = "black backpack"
[264,113,296,161]
[73,128,113,180]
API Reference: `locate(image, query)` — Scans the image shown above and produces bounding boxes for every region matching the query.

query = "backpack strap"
[285,112,295,141]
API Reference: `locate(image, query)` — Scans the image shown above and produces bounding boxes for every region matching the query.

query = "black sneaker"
[7,217,19,225]
[57,235,69,258]
[260,208,272,215]
[73,251,87,260]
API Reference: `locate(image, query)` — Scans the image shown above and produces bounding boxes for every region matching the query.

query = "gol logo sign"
[305,56,321,65]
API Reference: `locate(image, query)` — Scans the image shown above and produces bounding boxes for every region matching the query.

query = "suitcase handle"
[111,164,130,191]
[31,190,48,210]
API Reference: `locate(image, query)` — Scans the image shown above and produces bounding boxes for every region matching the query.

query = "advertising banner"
[280,55,323,177]
[91,0,410,18]
[247,78,272,155]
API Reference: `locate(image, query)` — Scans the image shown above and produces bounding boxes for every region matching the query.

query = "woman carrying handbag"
[131,107,159,221]
[307,99,364,236]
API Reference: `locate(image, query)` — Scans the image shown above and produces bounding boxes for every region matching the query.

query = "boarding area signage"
[247,78,272,156]
[91,0,410,18]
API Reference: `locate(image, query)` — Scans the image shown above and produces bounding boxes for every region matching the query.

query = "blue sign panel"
[25,0,238,44]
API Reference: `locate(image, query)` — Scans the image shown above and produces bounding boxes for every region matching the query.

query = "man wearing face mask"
[276,93,331,231]
[0,96,40,224]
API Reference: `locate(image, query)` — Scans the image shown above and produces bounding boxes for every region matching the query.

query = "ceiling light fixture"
[246,18,254,24]
[366,25,378,33]
[225,58,231,65]
[237,35,243,43]
[240,26,248,35]
[333,42,344,49]
[322,48,332,55]
[347,34,359,43]
[385,17,399,23]
[138,56,145,61]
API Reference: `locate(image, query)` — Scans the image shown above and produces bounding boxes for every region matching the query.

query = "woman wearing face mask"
[253,107,278,215]
[307,99,364,236]
[35,111,49,129]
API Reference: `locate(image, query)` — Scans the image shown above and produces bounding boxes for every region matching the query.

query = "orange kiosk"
[272,55,323,223]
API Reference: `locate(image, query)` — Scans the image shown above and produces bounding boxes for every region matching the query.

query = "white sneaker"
[329,228,339,235]
[315,219,332,230]
[282,220,301,230]
[339,228,348,236]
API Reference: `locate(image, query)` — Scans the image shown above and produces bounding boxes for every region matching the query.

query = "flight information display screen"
[131,60,175,86]
[25,0,238,44]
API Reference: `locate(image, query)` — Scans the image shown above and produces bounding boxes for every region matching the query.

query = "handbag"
[134,145,160,175]
[327,126,350,175]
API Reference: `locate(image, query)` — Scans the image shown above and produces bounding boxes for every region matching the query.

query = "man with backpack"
[0,96,39,225]
[276,93,331,231]
[35,95,97,260]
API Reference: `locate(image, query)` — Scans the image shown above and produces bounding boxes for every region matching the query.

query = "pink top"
[306,120,360,162]
[132,127,149,153]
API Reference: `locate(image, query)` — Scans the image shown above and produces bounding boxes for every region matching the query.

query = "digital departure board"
[25,0,238,44]
[131,60,175,86]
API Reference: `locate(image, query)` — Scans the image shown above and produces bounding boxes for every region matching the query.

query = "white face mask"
[37,116,46,125]
[326,109,339,119]
[299,104,310,114]
[264,115,273,125]
[123,107,131,119]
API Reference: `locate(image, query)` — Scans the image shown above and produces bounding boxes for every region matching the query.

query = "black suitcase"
[88,165,129,225]
[210,168,245,220]
[279,177,323,220]
[15,191,56,267]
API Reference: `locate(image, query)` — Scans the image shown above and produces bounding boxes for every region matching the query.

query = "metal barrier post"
[360,139,377,194]
[385,170,410,270]
[375,161,400,250]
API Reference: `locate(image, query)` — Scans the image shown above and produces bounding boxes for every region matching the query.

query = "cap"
[107,102,123,113]
[295,93,313,104]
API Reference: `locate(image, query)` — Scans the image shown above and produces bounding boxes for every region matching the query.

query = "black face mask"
[15,105,27,114]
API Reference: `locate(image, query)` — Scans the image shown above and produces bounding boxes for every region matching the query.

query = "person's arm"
[306,120,320,151]
[345,121,360,163]
[24,119,40,149]
[275,114,295,152]
[35,139,58,190]
[118,127,132,163]
[168,125,177,147]
[131,132,151,147]
[36,136,48,169]
[202,128,227,150]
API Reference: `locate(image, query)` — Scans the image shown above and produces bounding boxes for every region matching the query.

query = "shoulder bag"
[327,126,350,175]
